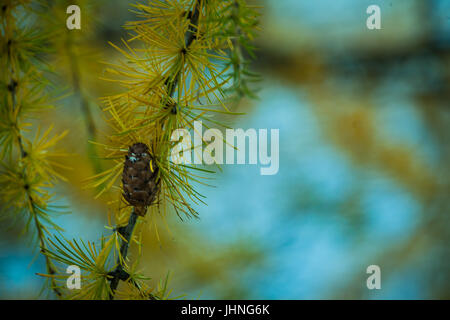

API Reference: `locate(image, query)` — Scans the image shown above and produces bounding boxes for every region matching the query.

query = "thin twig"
[165,1,200,98]
[108,209,138,299]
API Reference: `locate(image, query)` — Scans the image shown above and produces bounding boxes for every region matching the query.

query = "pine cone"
[122,143,159,216]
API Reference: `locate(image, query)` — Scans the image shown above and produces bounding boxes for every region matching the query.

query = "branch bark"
[165,1,200,98]
[108,209,138,299]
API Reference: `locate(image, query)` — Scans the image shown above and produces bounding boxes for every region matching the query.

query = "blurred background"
[0,0,449,299]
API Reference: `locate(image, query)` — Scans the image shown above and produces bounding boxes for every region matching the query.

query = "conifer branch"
[75,0,260,299]
[108,1,201,299]
[7,51,62,299]
[12,77,62,298]
[1,1,65,299]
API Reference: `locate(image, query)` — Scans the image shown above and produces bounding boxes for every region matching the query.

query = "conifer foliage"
[0,0,70,298]
[1,0,260,299]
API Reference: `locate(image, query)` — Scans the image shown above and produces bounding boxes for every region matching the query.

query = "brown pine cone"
[122,143,159,216]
